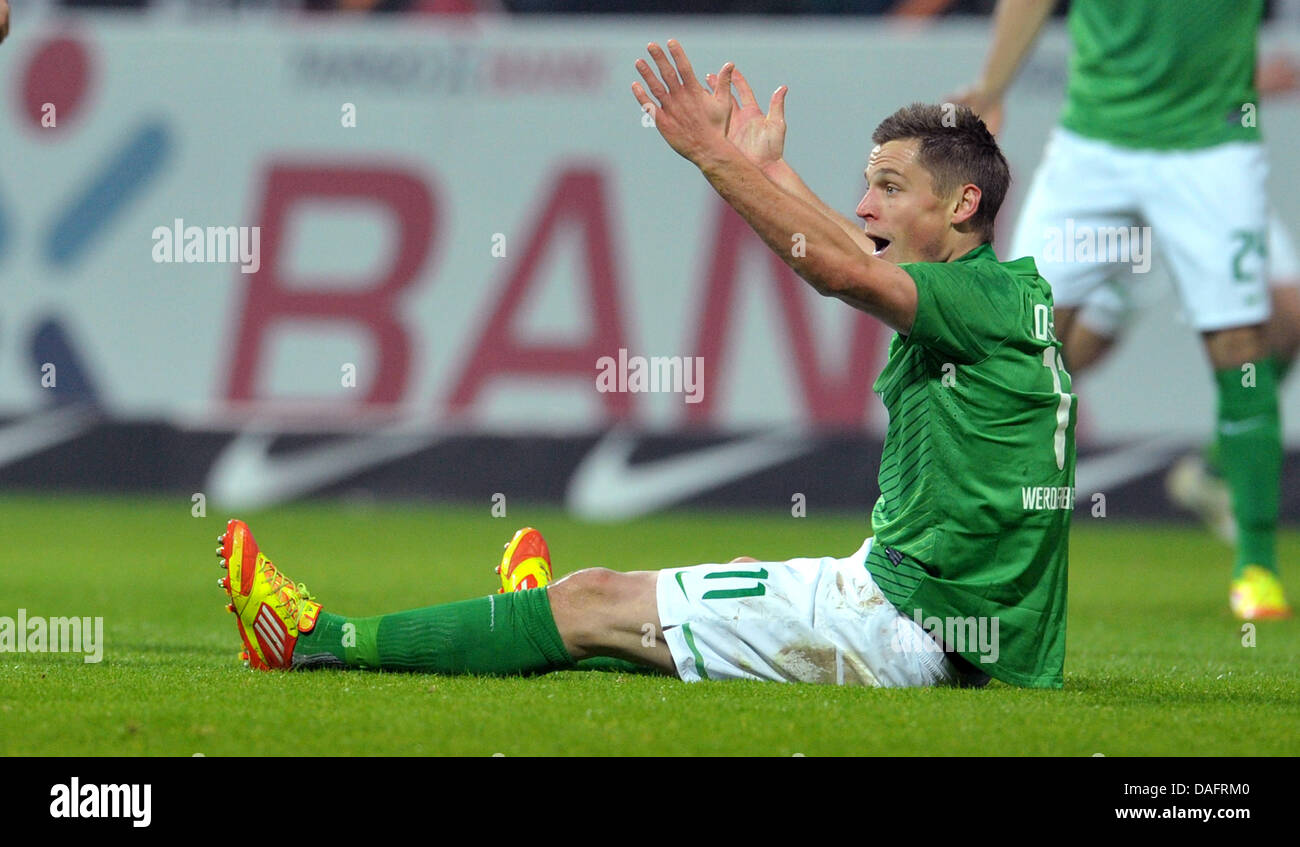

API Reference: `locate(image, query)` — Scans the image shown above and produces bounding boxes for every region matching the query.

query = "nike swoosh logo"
[0,403,99,470]
[208,425,445,509]
[565,427,815,521]
[1073,434,1187,495]
[1217,416,1267,436]
[675,571,689,599]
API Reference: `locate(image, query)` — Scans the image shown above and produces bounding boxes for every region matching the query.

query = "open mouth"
[868,235,891,256]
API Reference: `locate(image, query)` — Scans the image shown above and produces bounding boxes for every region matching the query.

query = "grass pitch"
[1,493,1297,756]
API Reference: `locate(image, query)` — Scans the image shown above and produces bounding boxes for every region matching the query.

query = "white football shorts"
[1012,127,1271,332]
[1077,213,1300,337]
[655,537,960,687]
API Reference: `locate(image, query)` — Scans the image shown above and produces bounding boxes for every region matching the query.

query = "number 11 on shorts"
[701,567,769,600]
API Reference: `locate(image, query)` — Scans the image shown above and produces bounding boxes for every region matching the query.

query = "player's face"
[856,138,953,264]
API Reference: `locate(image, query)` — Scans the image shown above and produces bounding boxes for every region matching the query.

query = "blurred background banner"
[3,15,1300,515]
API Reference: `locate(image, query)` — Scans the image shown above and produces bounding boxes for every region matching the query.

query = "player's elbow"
[813,260,916,333]
[805,259,868,299]
[810,262,883,307]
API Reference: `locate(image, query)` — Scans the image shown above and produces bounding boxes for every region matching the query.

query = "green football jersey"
[1060,0,1262,150]
[864,243,1075,689]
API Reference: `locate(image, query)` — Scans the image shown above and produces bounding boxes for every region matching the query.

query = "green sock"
[1215,360,1281,578]
[293,588,574,674]
[1203,355,1290,478]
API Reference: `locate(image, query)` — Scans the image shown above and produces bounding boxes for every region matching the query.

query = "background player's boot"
[1166,453,1237,544]
[216,518,323,670]
[1230,565,1292,621]
[495,527,551,593]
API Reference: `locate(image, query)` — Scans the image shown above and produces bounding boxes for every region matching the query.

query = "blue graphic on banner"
[45,120,172,268]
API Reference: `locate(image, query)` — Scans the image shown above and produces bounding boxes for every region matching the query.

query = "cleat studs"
[217,533,225,544]
[220,576,230,590]
[220,559,228,570]
[226,602,235,613]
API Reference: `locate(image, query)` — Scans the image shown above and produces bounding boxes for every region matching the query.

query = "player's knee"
[549,567,638,648]
[1267,285,1300,359]
[1204,324,1267,369]
[553,567,625,612]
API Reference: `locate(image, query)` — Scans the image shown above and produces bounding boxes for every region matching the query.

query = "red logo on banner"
[226,164,438,408]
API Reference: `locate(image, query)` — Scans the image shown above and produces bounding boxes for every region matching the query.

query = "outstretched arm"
[632,40,916,333]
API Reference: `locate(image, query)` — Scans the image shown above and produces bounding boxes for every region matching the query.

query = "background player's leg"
[1064,319,1116,373]
[1065,274,1300,378]
[1140,139,1284,616]
[1053,306,1078,362]
[1266,284,1300,379]
[1066,275,1295,548]
[1202,324,1282,584]
[1264,215,1300,380]
[1063,279,1132,373]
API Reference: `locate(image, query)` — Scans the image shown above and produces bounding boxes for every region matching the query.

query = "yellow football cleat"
[495,527,552,593]
[1230,565,1292,621]
[216,519,323,670]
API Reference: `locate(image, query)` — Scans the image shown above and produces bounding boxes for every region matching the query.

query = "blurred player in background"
[1071,217,1300,550]
[211,41,1075,690]
[956,0,1290,620]
[1,0,10,44]
[1055,57,1300,554]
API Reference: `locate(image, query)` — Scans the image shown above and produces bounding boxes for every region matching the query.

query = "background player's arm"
[1,0,10,45]
[707,68,877,256]
[1258,54,1300,97]
[952,0,1056,130]
[633,41,917,333]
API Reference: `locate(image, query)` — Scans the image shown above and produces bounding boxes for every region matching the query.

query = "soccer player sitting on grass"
[213,40,1076,689]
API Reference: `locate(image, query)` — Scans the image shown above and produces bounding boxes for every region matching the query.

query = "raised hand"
[947,86,1004,135]
[632,40,734,164]
[707,68,788,170]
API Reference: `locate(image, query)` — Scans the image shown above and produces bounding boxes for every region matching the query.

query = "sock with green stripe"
[1205,355,1292,478]
[293,587,574,674]
[1215,359,1281,578]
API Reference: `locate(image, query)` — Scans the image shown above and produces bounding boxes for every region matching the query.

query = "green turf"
[0,493,1296,756]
